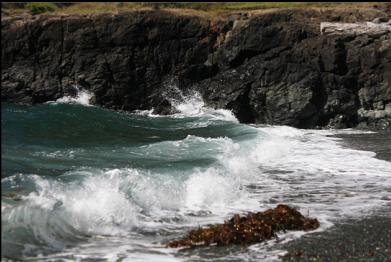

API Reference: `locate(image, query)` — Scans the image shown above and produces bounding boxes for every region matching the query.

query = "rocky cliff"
[2,8,391,129]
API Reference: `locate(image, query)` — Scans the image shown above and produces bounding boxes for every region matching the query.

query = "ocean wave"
[4,124,390,258]
[1,163,257,258]
[3,99,391,260]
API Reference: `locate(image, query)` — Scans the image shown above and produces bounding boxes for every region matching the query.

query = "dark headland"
[2,3,391,130]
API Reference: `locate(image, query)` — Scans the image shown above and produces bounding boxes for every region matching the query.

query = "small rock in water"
[152,99,179,115]
[166,204,319,248]
[381,195,391,201]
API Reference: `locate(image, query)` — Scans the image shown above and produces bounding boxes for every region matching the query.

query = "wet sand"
[279,130,391,261]
[335,131,391,162]
[281,213,391,261]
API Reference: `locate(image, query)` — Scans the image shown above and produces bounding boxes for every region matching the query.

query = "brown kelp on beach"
[167,204,320,248]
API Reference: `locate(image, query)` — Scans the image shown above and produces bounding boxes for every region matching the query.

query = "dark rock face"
[2,9,391,129]
[1,11,229,111]
[195,10,391,129]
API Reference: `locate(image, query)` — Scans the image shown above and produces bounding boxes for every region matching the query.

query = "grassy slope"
[1,2,386,17]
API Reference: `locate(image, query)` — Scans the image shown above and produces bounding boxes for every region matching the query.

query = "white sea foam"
[132,85,238,123]
[5,125,390,256]
[250,126,391,219]
[308,128,377,136]
[2,174,139,248]
[170,90,238,122]
[3,114,391,261]
[47,86,92,106]
[184,167,247,213]
[1,163,256,257]
[132,109,162,118]
[32,149,81,159]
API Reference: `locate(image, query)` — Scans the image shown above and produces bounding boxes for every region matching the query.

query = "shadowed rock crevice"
[227,82,255,123]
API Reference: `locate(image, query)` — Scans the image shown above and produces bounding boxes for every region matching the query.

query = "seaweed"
[166,204,319,248]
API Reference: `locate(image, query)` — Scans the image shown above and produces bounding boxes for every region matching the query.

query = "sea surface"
[2,89,391,261]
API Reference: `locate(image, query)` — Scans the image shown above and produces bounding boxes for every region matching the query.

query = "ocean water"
[2,89,391,261]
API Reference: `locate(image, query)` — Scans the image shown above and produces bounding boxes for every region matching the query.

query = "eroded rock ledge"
[2,8,391,129]
[320,21,391,35]
[166,204,319,248]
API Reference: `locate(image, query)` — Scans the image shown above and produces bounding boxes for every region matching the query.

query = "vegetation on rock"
[166,204,320,248]
[25,3,58,15]
[1,2,387,16]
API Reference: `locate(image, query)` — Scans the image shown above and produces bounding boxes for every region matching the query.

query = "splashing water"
[47,86,93,106]
[134,82,238,122]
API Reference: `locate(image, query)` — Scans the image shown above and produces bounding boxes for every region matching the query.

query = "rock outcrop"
[1,11,230,112]
[193,9,391,129]
[320,21,391,36]
[2,8,391,129]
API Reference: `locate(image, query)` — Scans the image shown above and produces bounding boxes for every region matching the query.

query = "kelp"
[166,204,319,248]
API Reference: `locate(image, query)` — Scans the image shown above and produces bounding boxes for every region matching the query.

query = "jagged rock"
[166,204,319,248]
[1,11,225,111]
[320,22,391,35]
[152,99,178,115]
[2,8,391,130]
[195,9,391,129]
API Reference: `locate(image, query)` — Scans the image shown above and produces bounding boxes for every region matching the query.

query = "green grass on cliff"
[25,3,58,15]
[1,2,387,16]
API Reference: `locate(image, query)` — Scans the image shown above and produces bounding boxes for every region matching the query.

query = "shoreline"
[278,130,391,261]
[281,211,391,261]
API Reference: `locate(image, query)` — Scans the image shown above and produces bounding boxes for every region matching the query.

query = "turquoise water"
[2,92,391,261]
[2,103,253,177]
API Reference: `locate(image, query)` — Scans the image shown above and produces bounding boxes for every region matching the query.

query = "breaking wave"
[133,83,238,123]
[47,86,93,106]
[2,91,391,261]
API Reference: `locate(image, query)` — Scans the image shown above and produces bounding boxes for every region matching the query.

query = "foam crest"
[48,86,92,106]
[249,126,391,220]
[171,90,238,122]
[132,109,161,118]
[132,92,238,123]
[172,91,205,116]
[2,171,140,257]
[2,161,258,257]
[132,81,238,122]
[184,168,242,213]
[310,128,376,135]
